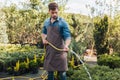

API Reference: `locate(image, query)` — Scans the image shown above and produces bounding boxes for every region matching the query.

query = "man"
[41,2,71,80]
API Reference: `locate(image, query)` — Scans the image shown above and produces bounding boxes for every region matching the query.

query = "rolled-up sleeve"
[42,22,47,34]
[62,21,71,40]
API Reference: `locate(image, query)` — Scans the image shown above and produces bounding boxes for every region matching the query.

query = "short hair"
[48,2,58,10]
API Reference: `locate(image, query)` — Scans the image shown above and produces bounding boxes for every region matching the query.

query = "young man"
[41,2,71,80]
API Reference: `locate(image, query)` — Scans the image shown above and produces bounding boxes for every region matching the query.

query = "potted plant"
[29,60,39,73]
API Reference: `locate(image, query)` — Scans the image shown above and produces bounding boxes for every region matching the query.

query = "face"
[49,9,58,20]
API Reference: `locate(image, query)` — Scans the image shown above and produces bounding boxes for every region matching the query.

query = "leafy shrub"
[0,45,44,72]
[29,60,39,73]
[19,62,28,74]
[67,65,120,80]
[7,67,13,74]
[0,59,4,71]
[70,39,86,54]
[37,57,44,67]
[113,52,120,57]
[98,54,120,68]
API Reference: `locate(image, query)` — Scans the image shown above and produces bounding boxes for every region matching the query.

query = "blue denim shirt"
[42,17,71,40]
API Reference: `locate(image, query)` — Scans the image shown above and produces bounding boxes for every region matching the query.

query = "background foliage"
[0,0,120,79]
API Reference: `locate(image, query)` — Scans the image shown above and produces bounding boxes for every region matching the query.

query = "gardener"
[41,2,71,80]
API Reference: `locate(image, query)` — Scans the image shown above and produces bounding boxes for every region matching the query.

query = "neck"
[51,17,57,23]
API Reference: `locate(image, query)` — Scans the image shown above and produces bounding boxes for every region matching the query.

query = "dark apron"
[43,24,68,71]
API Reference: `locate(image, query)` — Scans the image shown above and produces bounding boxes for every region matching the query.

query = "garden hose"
[44,41,92,80]
[45,41,64,51]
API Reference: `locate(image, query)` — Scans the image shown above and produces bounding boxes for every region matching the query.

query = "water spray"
[70,50,92,80]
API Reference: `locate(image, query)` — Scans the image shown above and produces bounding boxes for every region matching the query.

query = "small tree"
[93,15,109,55]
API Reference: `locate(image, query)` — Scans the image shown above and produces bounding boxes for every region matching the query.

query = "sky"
[0,0,93,15]
[65,0,95,15]
[0,0,119,16]
[65,0,120,17]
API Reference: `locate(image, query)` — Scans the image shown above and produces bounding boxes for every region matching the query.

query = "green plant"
[29,60,39,73]
[0,59,4,71]
[70,39,86,54]
[68,56,75,68]
[13,60,20,75]
[37,57,43,67]
[19,62,28,74]
[7,67,13,74]
[0,44,44,73]
[26,57,30,69]
[67,65,120,80]
[98,54,120,69]
[93,15,109,55]
[14,60,20,72]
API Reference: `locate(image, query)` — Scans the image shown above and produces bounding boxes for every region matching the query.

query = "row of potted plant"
[7,54,44,75]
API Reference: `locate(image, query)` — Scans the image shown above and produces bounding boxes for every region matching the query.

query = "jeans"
[48,71,66,80]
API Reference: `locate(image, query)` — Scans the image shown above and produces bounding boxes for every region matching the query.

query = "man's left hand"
[63,45,69,52]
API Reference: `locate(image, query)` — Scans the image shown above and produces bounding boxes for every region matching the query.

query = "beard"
[52,16,57,20]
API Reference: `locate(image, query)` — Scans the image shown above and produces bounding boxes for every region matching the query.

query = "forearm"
[63,38,71,51]
[65,38,71,47]
[41,33,47,40]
